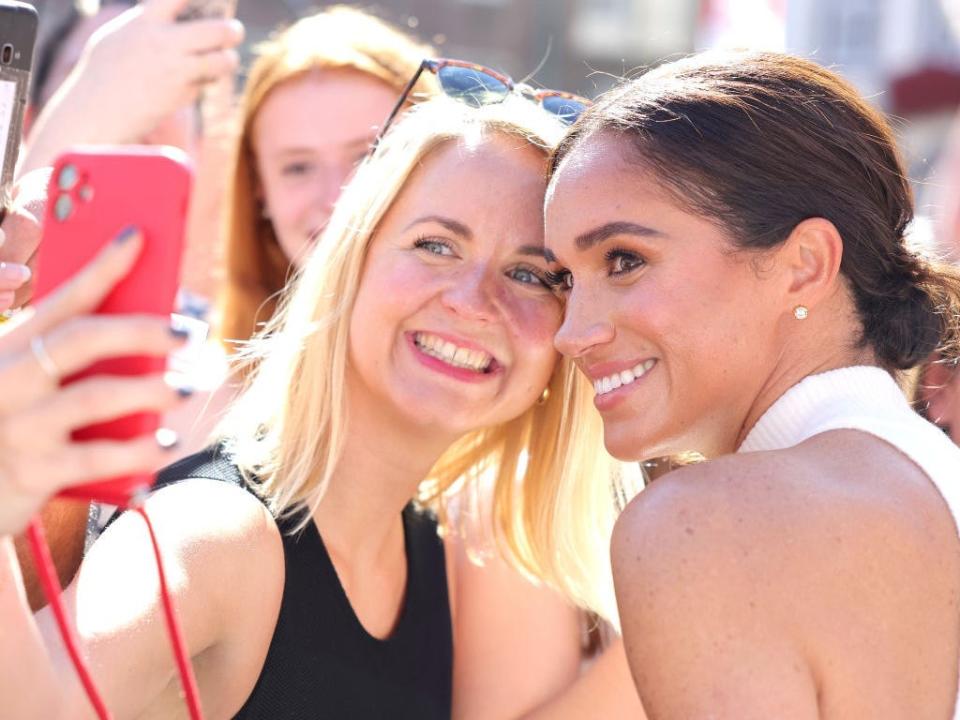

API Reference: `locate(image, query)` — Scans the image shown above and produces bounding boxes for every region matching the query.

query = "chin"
[602,424,649,463]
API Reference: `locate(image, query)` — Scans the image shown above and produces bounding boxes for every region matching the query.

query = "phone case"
[33,146,193,504]
[0,1,37,185]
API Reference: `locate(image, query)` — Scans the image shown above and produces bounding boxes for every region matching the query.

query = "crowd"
[0,0,959,718]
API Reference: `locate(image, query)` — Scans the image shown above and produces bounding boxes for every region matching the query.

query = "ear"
[779,217,844,312]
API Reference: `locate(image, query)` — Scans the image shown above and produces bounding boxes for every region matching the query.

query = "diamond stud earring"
[794,305,809,320]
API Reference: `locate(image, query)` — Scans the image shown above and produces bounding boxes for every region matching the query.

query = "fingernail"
[114,226,139,245]
[169,325,191,340]
[155,428,179,451]
[0,262,30,282]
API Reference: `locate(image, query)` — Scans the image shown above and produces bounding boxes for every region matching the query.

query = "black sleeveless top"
[149,446,453,719]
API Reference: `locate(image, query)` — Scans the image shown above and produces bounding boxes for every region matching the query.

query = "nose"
[441,265,498,323]
[554,288,615,358]
[317,164,349,211]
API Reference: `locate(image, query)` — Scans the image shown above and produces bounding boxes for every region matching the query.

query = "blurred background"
[25,0,960,243]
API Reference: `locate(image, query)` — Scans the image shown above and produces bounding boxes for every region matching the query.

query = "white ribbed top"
[739,365,960,716]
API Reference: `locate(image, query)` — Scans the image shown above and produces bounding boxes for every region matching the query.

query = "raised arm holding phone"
[20,0,243,176]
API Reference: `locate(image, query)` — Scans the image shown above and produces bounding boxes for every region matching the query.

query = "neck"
[312,380,456,563]
[731,317,876,454]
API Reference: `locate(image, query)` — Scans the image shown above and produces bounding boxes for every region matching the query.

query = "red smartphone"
[33,146,193,504]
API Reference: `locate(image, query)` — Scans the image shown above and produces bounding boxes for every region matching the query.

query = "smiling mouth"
[413,332,496,374]
[593,359,657,396]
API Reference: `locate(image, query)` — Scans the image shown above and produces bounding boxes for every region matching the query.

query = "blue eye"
[508,265,550,288]
[413,237,455,256]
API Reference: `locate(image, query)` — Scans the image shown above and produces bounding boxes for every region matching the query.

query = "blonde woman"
[0,96,639,718]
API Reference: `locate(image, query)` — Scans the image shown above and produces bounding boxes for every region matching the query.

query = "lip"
[586,358,658,412]
[405,331,502,384]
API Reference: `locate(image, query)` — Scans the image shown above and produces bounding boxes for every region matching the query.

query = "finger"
[55,434,179,491]
[0,205,41,266]
[41,314,185,380]
[4,228,143,346]
[172,17,243,53]
[185,47,240,84]
[43,374,186,431]
[0,290,13,312]
[0,262,30,291]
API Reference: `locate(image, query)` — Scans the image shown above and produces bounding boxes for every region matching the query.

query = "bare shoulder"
[612,434,960,716]
[52,479,285,718]
[614,431,959,581]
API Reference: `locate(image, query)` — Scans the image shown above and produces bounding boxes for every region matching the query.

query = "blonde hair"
[219,5,435,345]
[218,97,634,623]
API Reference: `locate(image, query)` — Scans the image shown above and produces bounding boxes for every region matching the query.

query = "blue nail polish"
[114,226,139,244]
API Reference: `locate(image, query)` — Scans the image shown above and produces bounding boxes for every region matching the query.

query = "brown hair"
[551,51,960,370]
[219,6,434,346]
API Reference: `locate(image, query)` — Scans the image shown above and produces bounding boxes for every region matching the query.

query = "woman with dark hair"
[543,50,960,717]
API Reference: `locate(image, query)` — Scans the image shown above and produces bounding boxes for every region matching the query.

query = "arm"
[610,467,820,720]
[448,529,582,720]
[519,638,646,720]
[20,0,243,176]
[1,478,282,719]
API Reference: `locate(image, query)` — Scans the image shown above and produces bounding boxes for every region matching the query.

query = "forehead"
[253,70,399,150]
[399,134,548,213]
[545,133,670,224]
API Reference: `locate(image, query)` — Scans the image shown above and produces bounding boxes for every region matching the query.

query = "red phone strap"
[27,498,204,720]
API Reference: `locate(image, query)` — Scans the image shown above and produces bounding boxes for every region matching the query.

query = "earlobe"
[783,217,844,310]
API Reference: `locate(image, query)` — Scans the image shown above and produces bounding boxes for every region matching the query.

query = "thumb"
[140,0,193,22]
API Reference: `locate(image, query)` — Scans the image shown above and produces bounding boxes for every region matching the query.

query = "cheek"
[500,293,563,383]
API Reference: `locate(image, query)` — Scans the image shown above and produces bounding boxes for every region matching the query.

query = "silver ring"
[30,335,60,381]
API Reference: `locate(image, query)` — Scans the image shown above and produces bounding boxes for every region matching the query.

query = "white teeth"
[413,333,493,372]
[593,359,656,397]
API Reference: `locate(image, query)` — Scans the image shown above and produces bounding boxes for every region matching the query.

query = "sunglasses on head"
[376,58,592,144]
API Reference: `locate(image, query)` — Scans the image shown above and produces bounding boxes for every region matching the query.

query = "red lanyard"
[27,499,204,719]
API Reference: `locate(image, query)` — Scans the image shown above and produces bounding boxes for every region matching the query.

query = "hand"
[20,0,244,174]
[0,229,188,536]
[0,169,51,309]
[75,0,243,142]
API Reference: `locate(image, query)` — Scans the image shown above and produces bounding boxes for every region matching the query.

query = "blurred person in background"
[219,5,435,345]
[0,96,637,718]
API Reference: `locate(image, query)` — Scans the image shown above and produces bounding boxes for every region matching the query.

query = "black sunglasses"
[376,58,592,145]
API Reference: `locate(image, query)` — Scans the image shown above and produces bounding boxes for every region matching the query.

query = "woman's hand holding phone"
[20,0,244,175]
[0,230,187,536]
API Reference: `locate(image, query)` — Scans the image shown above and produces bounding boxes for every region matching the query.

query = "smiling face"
[252,69,399,267]
[545,133,787,460]
[347,134,562,437]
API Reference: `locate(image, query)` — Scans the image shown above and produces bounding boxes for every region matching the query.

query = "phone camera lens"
[58,164,79,191]
[54,194,73,222]
[1,44,13,65]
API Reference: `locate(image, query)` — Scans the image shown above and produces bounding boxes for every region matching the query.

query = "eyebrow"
[517,245,557,262]
[403,215,473,239]
[574,221,665,251]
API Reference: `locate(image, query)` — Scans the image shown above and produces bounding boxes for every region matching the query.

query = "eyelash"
[605,247,645,276]
[413,237,553,290]
[413,236,455,256]
[542,248,645,293]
